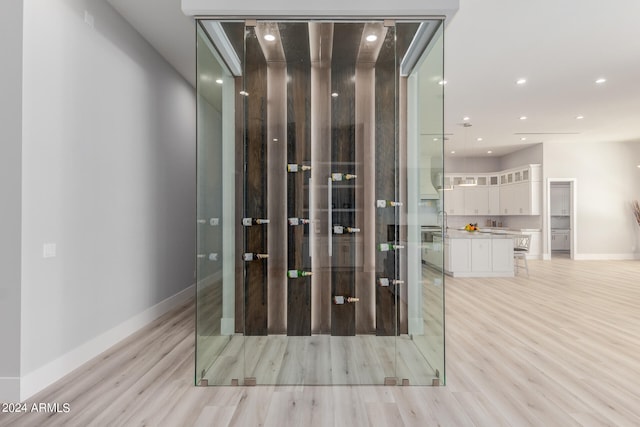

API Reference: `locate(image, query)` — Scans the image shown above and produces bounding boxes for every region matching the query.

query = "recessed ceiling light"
[487,150,493,154]
[516,78,527,85]
[450,151,456,154]
[273,138,279,142]
[595,78,607,84]
[433,138,439,141]
[520,137,527,141]
[576,115,584,120]
[366,34,378,42]
[438,80,448,85]
[200,74,211,81]
[264,34,276,41]
[520,116,527,120]
[476,137,483,141]
[331,92,339,98]
[463,116,470,121]
[239,90,249,96]
[215,79,223,84]
[637,164,640,168]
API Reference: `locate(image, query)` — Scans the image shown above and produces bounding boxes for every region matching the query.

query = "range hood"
[420,157,442,199]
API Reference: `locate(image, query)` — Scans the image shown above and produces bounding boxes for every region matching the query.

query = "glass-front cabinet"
[195,18,445,386]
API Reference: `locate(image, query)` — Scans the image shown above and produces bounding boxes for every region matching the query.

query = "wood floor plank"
[3,259,640,426]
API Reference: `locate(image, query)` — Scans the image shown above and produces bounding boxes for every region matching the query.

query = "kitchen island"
[443,230,515,277]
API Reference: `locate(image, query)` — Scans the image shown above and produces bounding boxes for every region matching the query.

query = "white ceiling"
[107,0,640,157]
[443,0,640,158]
[106,0,196,86]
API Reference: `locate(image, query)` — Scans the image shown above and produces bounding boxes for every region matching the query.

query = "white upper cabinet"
[444,185,465,215]
[464,186,489,215]
[488,186,500,215]
[499,165,541,215]
[445,164,541,216]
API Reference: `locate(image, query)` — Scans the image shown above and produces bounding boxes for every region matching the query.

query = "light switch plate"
[43,243,56,258]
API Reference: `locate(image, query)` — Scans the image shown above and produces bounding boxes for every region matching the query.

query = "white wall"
[444,156,500,173]
[19,0,196,398]
[0,0,23,402]
[445,144,542,174]
[500,144,542,170]
[543,141,640,257]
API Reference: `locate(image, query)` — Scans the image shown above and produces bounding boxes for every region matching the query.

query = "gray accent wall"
[19,0,196,379]
[0,0,23,402]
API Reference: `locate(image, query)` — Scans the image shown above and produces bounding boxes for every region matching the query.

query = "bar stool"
[513,234,531,277]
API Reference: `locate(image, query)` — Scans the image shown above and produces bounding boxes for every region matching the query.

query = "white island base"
[444,232,514,277]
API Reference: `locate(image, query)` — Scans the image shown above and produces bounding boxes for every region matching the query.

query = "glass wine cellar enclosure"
[196,18,445,386]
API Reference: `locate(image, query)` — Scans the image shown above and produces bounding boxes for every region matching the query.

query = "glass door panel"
[402,22,446,386]
[196,18,445,387]
[195,23,244,386]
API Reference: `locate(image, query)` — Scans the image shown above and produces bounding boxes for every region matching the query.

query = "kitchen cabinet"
[444,232,514,277]
[499,166,541,215]
[488,186,500,215]
[492,239,514,272]
[445,238,471,272]
[444,185,465,215]
[422,235,443,268]
[445,165,541,216]
[462,176,499,216]
[551,229,570,251]
[550,185,570,216]
[471,239,492,272]
[499,183,523,215]
[464,186,489,215]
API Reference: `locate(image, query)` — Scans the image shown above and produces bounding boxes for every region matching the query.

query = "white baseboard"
[0,376,20,402]
[20,284,194,402]
[573,253,640,260]
[542,253,552,260]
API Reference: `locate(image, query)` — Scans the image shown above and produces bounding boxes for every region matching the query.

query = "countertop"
[443,230,518,239]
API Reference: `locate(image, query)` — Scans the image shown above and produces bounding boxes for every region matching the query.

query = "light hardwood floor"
[2,258,640,426]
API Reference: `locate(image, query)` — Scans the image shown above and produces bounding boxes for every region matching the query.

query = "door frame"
[545,178,577,260]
